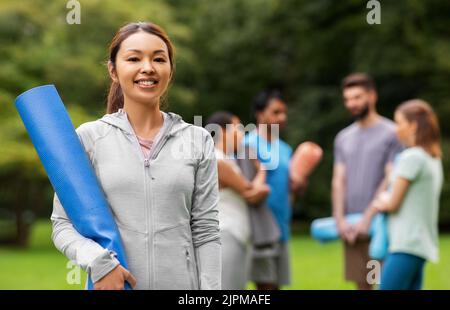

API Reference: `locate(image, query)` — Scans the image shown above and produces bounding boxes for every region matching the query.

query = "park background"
[0,0,449,289]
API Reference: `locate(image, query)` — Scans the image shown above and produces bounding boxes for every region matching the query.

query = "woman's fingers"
[125,270,137,288]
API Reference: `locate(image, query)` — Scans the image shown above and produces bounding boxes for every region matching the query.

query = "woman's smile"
[134,77,159,89]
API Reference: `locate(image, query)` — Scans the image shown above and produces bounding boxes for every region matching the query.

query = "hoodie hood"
[99,109,193,161]
[99,108,191,139]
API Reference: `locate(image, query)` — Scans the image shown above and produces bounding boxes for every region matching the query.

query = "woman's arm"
[217,159,252,194]
[251,158,266,186]
[242,158,270,204]
[218,158,269,204]
[51,126,134,288]
[191,131,221,289]
[51,194,121,284]
[372,177,411,213]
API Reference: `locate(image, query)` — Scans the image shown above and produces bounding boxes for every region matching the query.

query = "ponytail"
[106,81,124,114]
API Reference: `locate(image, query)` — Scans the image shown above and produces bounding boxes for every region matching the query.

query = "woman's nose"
[141,60,155,74]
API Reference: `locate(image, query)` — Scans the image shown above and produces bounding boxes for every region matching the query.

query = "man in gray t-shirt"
[332,73,402,290]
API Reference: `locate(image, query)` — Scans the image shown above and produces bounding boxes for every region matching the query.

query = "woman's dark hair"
[106,22,175,114]
[205,111,235,140]
[396,99,442,158]
[251,89,284,122]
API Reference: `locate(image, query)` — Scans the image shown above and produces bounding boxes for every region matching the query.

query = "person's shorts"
[250,241,291,286]
[344,237,374,284]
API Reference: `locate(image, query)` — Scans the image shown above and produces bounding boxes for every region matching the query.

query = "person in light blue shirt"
[243,89,305,290]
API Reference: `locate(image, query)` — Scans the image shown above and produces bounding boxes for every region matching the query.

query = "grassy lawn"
[0,220,449,290]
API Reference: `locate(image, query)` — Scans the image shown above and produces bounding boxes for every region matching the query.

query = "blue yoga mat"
[15,85,131,289]
[310,213,388,260]
[311,213,367,242]
[368,213,388,260]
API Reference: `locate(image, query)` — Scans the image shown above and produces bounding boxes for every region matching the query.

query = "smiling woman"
[50,22,221,290]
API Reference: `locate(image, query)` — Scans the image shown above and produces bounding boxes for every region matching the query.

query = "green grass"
[286,235,450,290]
[0,220,86,290]
[1,220,449,290]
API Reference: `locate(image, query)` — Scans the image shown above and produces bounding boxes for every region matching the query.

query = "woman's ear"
[108,61,118,83]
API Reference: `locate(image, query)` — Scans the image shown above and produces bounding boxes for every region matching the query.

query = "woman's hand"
[244,184,270,205]
[372,191,391,212]
[94,265,137,290]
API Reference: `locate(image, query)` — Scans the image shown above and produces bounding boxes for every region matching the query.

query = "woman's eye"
[127,57,139,62]
[155,58,166,63]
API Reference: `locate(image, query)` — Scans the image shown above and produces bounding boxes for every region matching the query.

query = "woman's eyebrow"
[124,49,167,55]
[153,49,167,55]
[125,49,142,54]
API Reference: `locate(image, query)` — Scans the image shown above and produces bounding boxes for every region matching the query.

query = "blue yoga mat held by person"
[18,22,221,290]
[310,212,388,260]
[371,100,443,290]
[331,73,403,290]
[15,84,133,290]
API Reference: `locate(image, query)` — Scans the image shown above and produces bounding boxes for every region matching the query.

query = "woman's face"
[109,31,172,107]
[394,111,417,147]
[223,116,243,153]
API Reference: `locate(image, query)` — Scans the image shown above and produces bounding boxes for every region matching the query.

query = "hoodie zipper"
[127,119,176,289]
[126,131,151,287]
[185,248,196,289]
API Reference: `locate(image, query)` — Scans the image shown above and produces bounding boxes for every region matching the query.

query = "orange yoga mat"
[290,141,323,181]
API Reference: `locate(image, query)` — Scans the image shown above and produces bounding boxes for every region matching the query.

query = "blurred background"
[0,0,449,289]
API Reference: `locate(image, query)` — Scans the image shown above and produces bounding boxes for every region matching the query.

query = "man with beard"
[332,73,403,290]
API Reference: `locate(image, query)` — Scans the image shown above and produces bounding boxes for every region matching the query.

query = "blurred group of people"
[208,73,443,290]
[333,73,442,290]
[206,90,301,290]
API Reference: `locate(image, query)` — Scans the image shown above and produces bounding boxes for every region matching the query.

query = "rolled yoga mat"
[15,85,131,289]
[310,213,388,260]
[368,213,388,260]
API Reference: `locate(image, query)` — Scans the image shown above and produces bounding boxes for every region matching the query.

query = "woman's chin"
[126,94,161,107]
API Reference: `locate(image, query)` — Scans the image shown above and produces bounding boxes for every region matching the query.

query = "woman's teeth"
[137,80,156,86]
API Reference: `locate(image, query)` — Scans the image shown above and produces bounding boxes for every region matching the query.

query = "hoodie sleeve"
[50,124,119,284]
[191,129,221,290]
[51,194,119,283]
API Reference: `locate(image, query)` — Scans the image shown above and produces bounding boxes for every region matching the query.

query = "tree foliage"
[1,1,449,232]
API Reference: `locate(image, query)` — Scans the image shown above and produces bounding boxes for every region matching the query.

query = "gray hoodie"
[51,109,221,290]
